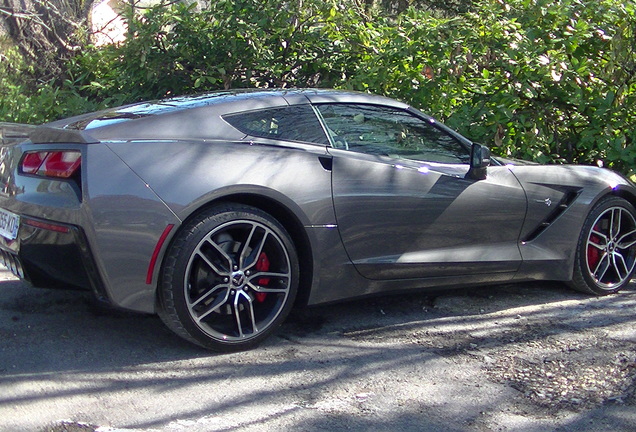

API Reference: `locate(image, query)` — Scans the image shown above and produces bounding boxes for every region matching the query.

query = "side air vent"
[522,191,580,242]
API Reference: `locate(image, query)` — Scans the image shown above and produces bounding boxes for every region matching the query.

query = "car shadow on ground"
[284,281,635,350]
[0,277,633,373]
[1,275,634,431]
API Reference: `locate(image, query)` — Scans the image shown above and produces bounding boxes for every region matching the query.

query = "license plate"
[0,208,19,240]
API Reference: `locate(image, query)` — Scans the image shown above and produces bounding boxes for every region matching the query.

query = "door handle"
[318,156,332,171]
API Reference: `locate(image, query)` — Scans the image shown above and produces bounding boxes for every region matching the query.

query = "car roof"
[41,89,411,142]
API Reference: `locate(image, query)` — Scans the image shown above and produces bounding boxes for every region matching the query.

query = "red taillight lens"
[21,152,48,174]
[21,151,81,178]
[41,151,81,178]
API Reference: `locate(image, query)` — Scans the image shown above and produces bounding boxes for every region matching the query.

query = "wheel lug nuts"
[224,277,229,283]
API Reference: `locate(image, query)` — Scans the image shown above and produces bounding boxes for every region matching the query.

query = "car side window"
[316,104,470,163]
[223,105,329,145]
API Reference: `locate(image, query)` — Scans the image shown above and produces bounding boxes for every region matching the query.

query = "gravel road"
[0,267,634,432]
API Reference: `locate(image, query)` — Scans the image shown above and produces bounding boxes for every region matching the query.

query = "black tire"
[569,196,636,295]
[157,203,299,351]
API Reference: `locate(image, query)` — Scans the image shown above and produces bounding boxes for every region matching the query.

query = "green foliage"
[1,0,635,175]
[0,45,101,123]
[340,0,636,175]
[73,0,371,101]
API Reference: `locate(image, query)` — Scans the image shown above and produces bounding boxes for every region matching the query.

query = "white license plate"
[0,208,19,240]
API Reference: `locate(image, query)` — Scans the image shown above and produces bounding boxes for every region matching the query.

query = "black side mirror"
[466,143,490,180]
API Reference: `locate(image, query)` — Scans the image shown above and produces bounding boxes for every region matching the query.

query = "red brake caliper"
[587,227,602,272]
[254,252,270,303]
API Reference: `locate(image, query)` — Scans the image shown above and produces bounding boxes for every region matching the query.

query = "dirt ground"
[0,267,634,431]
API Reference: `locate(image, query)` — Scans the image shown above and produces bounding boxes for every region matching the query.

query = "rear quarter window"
[223,105,329,145]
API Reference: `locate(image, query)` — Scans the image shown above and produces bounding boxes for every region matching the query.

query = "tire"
[157,203,299,351]
[569,196,636,295]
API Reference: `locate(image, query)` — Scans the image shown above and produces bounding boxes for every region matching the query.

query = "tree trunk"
[0,0,94,81]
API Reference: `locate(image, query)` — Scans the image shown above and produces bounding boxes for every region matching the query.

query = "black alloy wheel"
[157,204,299,351]
[570,196,636,295]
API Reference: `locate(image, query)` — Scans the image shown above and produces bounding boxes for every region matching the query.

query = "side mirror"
[466,143,490,180]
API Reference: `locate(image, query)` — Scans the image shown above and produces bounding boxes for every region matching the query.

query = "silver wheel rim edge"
[183,219,292,342]
[585,206,636,289]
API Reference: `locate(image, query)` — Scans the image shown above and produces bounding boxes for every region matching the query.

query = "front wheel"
[157,204,299,351]
[570,196,636,295]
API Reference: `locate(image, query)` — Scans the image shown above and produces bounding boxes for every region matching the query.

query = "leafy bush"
[70,0,369,101]
[342,0,636,174]
[1,0,635,175]
[0,44,102,124]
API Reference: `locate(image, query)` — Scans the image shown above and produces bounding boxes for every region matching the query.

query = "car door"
[315,103,527,280]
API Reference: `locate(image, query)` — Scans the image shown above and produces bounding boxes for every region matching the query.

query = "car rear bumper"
[0,214,110,303]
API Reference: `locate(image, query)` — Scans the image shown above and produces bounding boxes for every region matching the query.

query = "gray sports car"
[1,89,635,351]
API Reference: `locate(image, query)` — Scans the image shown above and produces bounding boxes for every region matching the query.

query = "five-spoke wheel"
[571,196,636,295]
[157,204,299,351]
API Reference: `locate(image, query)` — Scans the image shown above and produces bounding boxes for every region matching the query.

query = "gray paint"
[1,89,635,314]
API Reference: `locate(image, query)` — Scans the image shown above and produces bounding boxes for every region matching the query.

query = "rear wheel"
[157,204,299,351]
[570,196,636,295]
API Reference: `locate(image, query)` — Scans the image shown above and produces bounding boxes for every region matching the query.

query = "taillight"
[21,152,48,174]
[20,150,81,178]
